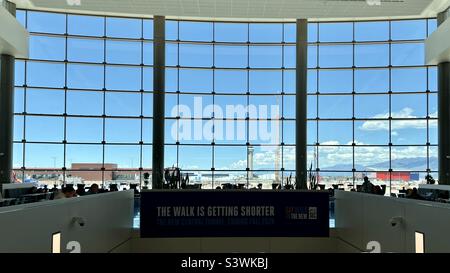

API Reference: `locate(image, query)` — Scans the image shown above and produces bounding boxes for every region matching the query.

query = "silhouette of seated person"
[425,174,436,185]
[257,183,263,190]
[437,190,450,203]
[373,185,384,195]
[55,185,76,199]
[88,183,100,195]
[76,184,86,196]
[359,176,374,194]
[109,184,119,192]
[406,188,425,200]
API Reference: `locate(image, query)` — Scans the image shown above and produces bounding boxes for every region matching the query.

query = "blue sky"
[11,10,438,173]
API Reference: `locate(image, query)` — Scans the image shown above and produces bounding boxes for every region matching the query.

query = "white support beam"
[426,18,450,65]
[0,5,28,58]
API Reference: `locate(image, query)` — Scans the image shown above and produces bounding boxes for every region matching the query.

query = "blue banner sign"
[140,190,329,237]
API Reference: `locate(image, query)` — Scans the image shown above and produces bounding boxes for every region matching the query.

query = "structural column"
[0,1,16,184]
[152,16,165,189]
[296,19,308,189]
[437,11,450,185]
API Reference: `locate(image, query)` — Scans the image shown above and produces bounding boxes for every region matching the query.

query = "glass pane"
[166,43,178,66]
[67,64,104,90]
[28,11,66,34]
[143,19,154,39]
[105,92,141,116]
[14,116,24,142]
[66,144,103,165]
[308,23,318,43]
[355,69,389,93]
[318,146,353,171]
[215,23,248,42]
[318,121,353,144]
[249,23,282,43]
[106,17,142,38]
[355,21,389,42]
[166,21,178,40]
[391,146,428,171]
[25,144,64,168]
[104,145,141,168]
[391,121,427,145]
[391,43,425,66]
[355,44,389,67]
[249,46,282,68]
[143,42,153,65]
[391,94,427,118]
[429,67,437,91]
[215,95,247,119]
[179,146,212,170]
[391,20,426,41]
[355,94,389,118]
[319,45,353,68]
[215,70,247,93]
[66,117,103,143]
[285,70,296,93]
[105,118,141,143]
[106,66,141,91]
[179,94,213,118]
[29,35,65,61]
[67,38,104,63]
[179,69,213,93]
[392,68,427,92]
[14,88,24,113]
[13,143,23,168]
[179,44,213,67]
[319,23,353,42]
[27,61,65,88]
[214,146,247,170]
[355,121,389,145]
[179,22,213,42]
[249,70,282,94]
[319,70,352,93]
[215,45,247,68]
[354,146,389,170]
[27,89,65,114]
[284,23,296,43]
[15,60,25,86]
[214,120,247,144]
[106,40,141,65]
[26,116,64,142]
[284,45,296,68]
[67,90,103,116]
[318,95,352,119]
[68,14,104,36]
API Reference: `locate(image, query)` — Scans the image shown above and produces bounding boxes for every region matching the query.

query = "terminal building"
[0,0,450,253]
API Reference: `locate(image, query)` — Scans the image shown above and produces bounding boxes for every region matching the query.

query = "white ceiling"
[9,0,450,21]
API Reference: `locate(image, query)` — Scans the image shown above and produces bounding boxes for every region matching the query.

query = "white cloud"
[360,108,437,131]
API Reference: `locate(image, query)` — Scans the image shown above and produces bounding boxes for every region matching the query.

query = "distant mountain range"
[321,157,438,176]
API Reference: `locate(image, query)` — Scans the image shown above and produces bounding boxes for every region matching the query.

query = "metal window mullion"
[140,18,144,188]
[352,21,356,186]
[388,20,393,195]
[246,22,250,188]
[102,16,107,187]
[63,13,69,185]
[212,22,216,189]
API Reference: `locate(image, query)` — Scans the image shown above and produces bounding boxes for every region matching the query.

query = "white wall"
[0,190,134,253]
[112,229,360,253]
[335,190,450,253]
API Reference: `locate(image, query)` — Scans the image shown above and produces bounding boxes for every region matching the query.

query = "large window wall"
[14,11,154,187]
[12,10,438,193]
